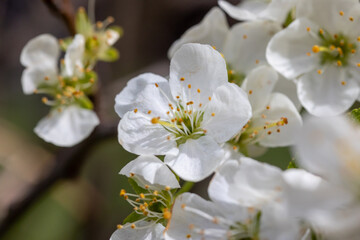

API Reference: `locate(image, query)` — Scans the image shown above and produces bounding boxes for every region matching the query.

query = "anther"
[255,59,260,64]
[243,34,247,39]
[306,52,311,56]
[163,209,172,219]
[319,29,324,35]
[341,81,347,85]
[208,97,212,101]
[120,189,126,196]
[277,129,281,133]
[42,97,48,103]
[339,11,344,16]
[337,60,342,66]
[181,204,186,209]
[312,45,320,53]
[357,63,360,67]
[188,84,191,89]
[131,224,136,229]
[306,27,311,32]
[349,17,354,22]
[155,83,159,87]
[44,76,49,81]
[197,88,201,93]
[186,234,191,239]
[165,186,171,191]
[140,193,145,199]
[317,69,323,74]
[134,108,138,113]
[148,110,152,114]
[117,224,123,229]
[266,105,270,110]
[130,173,135,177]
[248,90,253,95]
[268,131,272,135]
[180,77,185,81]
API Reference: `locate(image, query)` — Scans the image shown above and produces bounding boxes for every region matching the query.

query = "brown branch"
[0,123,117,236]
[42,0,76,35]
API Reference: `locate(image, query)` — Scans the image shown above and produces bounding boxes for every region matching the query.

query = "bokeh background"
[0,0,291,239]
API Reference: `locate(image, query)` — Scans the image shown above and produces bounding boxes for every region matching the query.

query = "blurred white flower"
[20,34,99,147]
[110,220,165,240]
[267,0,360,116]
[218,0,298,24]
[115,43,252,181]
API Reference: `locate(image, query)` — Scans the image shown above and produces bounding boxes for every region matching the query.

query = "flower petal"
[168,7,229,58]
[119,155,180,189]
[169,43,228,107]
[106,29,120,46]
[34,106,99,147]
[202,83,252,143]
[64,34,85,77]
[252,93,302,147]
[21,67,58,94]
[118,111,177,155]
[165,136,223,182]
[20,34,59,68]
[273,75,302,111]
[110,221,165,240]
[114,73,172,118]
[223,21,282,75]
[297,66,360,116]
[218,0,263,21]
[241,65,278,113]
[208,157,284,208]
[266,18,320,79]
[296,0,358,35]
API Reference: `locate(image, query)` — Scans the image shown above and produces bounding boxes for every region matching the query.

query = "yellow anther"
[266,105,270,110]
[140,193,145,199]
[96,21,103,28]
[107,16,115,23]
[317,69,323,74]
[306,27,311,32]
[145,185,149,189]
[255,59,260,64]
[352,49,356,54]
[120,189,126,196]
[208,96,212,101]
[153,190,158,196]
[165,186,171,191]
[357,63,360,67]
[319,29,324,35]
[233,146,238,151]
[163,209,172,219]
[197,88,201,93]
[312,45,320,53]
[349,17,354,21]
[186,234,191,239]
[151,117,159,124]
[268,131,272,135]
[212,46,216,50]
[341,81,347,86]
[44,76,49,81]
[330,45,336,51]
[188,84,191,89]
[277,129,281,133]
[41,97,48,103]
[131,224,136,229]
[337,60,342,66]
[243,34,247,39]
[148,110,152,114]
[130,172,135,177]
[134,108,138,113]
[181,204,186,209]
[117,224,123,229]
[180,77,185,81]
[248,90,253,95]
[155,83,159,87]
[339,11,344,16]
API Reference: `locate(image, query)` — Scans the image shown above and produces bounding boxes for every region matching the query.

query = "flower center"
[312,30,356,67]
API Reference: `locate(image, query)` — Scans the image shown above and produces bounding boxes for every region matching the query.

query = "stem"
[42,0,76,35]
[175,181,194,197]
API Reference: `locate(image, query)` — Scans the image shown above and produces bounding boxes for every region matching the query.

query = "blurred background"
[0,0,291,239]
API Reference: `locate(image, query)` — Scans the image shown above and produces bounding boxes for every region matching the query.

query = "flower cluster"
[20,7,121,147]
[111,0,360,239]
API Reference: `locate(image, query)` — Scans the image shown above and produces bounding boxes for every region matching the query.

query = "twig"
[0,123,117,236]
[42,0,76,35]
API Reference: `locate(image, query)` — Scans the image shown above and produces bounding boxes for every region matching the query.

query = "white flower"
[34,105,99,147]
[119,155,180,190]
[20,34,99,147]
[232,65,302,153]
[218,0,298,24]
[113,156,179,240]
[294,115,360,238]
[115,43,252,181]
[110,220,165,240]
[267,0,360,116]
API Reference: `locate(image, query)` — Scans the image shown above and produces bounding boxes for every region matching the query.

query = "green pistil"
[227,64,246,87]
[316,31,356,66]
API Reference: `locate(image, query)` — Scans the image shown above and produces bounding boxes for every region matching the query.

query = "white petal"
[259,0,298,23]
[165,136,223,182]
[21,67,58,94]
[106,29,120,46]
[209,157,284,208]
[169,43,228,106]
[283,169,353,218]
[20,34,59,68]
[119,155,180,189]
[110,221,165,240]
[223,21,282,75]
[252,93,302,147]
[64,34,85,77]
[241,65,278,113]
[273,75,302,111]
[118,111,176,155]
[114,73,172,118]
[297,66,360,116]
[296,0,358,35]
[295,115,360,191]
[266,18,320,79]
[165,193,239,240]
[34,106,99,147]
[168,7,229,58]
[202,83,252,143]
[218,0,262,21]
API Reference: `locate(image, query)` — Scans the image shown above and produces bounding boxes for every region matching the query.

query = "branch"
[42,0,76,35]
[0,123,117,236]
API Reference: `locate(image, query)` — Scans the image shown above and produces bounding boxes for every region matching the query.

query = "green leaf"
[75,7,93,36]
[350,108,360,124]
[128,178,147,195]
[98,47,119,62]
[123,211,145,225]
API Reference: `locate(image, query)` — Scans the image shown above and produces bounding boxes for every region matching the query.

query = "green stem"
[175,181,194,197]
